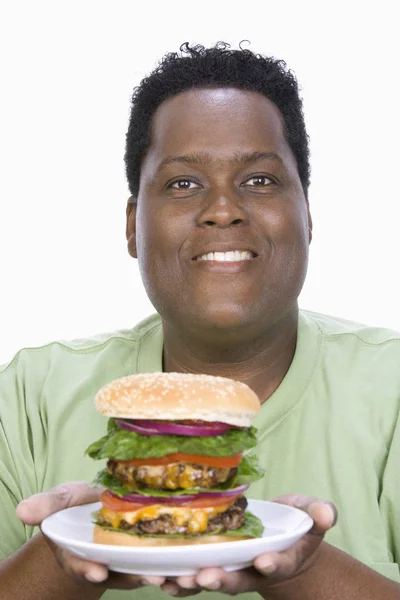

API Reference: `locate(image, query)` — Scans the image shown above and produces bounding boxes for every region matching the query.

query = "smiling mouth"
[194,250,257,262]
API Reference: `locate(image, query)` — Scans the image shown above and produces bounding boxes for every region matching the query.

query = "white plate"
[41,499,313,576]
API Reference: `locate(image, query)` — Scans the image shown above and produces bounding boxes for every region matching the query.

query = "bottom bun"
[93,524,250,546]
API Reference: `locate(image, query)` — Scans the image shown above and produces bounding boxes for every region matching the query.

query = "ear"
[126,196,137,258]
[306,201,313,244]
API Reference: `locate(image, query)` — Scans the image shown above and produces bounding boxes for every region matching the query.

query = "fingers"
[56,547,109,583]
[165,496,339,597]
[175,575,198,589]
[195,568,260,595]
[161,582,202,597]
[254,549,301,579]
[162,575,203,597]
[53,545,165,589]
[106,572,166,590]
[17,482,102,525]
[305,501,337,535]
[166,570,258,596]
[251,496,338,582]
[273,494,338,533]
[252,501,336,579]
[17,485,167,592]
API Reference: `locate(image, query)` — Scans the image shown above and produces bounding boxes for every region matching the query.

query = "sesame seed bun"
[95,372,260,427]
[93,524,250,546]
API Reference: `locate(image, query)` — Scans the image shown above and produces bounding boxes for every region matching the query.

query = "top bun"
[95,372,260,427]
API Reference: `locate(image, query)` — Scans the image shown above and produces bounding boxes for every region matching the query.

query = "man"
[0,42,399,599]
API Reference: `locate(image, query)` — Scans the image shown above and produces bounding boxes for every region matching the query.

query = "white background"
[1,0,399,365]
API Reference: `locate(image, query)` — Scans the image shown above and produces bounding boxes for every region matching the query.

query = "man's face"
[127,88,311,338]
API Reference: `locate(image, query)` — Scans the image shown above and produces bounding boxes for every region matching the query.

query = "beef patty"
[107,459,237,490]
[99,497,248,536]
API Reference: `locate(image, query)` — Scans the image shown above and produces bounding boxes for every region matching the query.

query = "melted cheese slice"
[99,501,233,534]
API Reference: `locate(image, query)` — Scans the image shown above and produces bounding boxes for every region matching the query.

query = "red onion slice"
[109,484,249,505]
[115,420,161,436]
[115,419,236,437]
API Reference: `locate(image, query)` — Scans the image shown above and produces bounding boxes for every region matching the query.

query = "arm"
[0,482,165,599]
[171,541,400,599]
[260,542,400,600]
[0,533,103,600]
[0,355,165,597]
[164,495,400,598]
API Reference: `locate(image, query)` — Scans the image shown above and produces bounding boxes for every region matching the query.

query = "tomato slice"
[118,452,242,469]
[100,491,144,512]
[176,495,239,508]
[100,490,240,511]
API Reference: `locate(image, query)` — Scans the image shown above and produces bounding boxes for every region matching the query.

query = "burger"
[86,372,264,546]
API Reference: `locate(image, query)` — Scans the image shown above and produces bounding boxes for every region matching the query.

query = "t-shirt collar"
[136,311,321,435]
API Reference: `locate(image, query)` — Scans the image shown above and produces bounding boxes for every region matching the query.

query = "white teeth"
[197,250,253,262]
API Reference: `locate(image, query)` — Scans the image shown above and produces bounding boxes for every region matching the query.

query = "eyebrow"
[157,151,283,171]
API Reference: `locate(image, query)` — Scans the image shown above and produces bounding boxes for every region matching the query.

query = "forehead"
[147,88,291,161]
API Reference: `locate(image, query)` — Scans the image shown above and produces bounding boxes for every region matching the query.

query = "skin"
[13,485,400,599]
[10,88,400,598]
[13,484,335,595]
[126,88,312,402]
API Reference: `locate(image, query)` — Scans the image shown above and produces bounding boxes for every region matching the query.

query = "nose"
[196,191,249,228]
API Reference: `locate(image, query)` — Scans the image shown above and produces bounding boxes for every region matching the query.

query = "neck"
[162,309,298,403]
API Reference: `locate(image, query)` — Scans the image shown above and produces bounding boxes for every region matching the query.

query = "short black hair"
[125,42,310,198]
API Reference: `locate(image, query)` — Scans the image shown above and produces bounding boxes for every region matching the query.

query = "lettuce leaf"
[225,453,265,488]
[86,419,258,460]
[92,453,264,497]
[93,510,264,539]
[221,511,264,538]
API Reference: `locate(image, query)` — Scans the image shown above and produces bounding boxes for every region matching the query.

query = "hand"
[161,494,338,597]
[16,482,166,590]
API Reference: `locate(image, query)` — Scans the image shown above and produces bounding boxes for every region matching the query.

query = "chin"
[192,306,265,333]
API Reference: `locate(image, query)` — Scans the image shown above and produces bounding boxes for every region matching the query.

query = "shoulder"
[301,310,400,375]
[302,309,400,347]
[0,313,162,381]
[300,310,400,422]
[303,310,400,375]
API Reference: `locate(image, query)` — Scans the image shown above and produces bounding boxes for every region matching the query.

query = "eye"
[242,175,273,187]
[169,179,200,190]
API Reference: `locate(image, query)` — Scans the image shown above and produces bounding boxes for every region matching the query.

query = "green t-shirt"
[1,310,399,600]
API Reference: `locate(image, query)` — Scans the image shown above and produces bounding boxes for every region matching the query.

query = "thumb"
[272,494,337,536]
[16,482,101,526]
[296,499,337,536]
